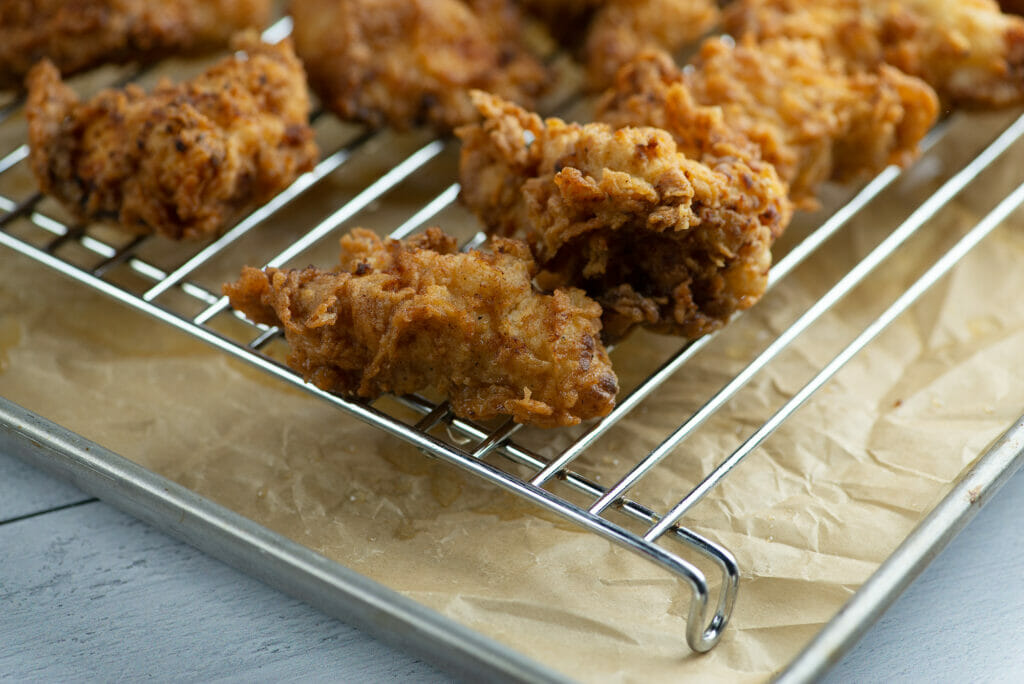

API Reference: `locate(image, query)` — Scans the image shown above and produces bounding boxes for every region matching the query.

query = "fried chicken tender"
[290,0,550,132]
[458,91,791,341]
[0,0,270,91]
[224,228,619,428]
[598,40,939,207]
[518,0,719,90]
[26,33,318,241]
[724,0,1024,107]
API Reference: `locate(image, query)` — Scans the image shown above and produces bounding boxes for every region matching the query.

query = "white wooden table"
[3,448,1023,681]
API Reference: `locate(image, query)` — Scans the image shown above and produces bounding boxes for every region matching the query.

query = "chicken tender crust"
[27,33,318,240]
[725,0,1024,107]
[0,0,270,90]
[598,41,939,207]
[290,0,550,132]
[224,228,619,427]
[458,91,791,341]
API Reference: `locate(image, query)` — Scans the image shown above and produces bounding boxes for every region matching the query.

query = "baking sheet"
[3,57,1024,682]
[0,396,566,684]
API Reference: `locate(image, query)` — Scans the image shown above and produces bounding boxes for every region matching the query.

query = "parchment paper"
[3,75,1024,681]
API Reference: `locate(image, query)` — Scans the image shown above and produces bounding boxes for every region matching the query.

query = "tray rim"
[776,415,1024,682]
[4,394,1023,682]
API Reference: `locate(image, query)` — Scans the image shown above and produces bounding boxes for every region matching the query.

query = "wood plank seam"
[0,498,98,526]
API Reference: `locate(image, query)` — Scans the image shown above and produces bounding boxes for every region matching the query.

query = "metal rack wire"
[3,17,1024,655]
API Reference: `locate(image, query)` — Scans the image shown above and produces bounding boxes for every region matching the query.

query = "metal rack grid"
[3,17,1024,656]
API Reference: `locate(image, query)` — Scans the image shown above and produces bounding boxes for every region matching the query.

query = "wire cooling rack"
[3,17,1024,654]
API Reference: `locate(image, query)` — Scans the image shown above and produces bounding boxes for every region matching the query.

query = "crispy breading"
[0,0,270,90]
[458,91,791,341]
[724,0,1024,107]
[290,0,550,132]
[517,0,719,89]
[583,0,719,89]
[224,228,619,428]
[598,40,939,207]
[585,0,720,89]
[26,33,318,241]
[596,50,766,169]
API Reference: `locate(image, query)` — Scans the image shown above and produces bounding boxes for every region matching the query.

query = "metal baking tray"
[4,14,1024,681]
[4,399,1022,681]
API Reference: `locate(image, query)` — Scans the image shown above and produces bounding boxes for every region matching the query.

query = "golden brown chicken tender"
[26,33,318,240]
[598,40,939,207]
[458,91,791,341]
[724,0,1024,107]
[290,0,550,132]
[224,228,619,428]
[0,0,271,90]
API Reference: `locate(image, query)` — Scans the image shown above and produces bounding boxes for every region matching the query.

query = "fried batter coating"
[724,0,1024,107]
[26,33,318,241]
[458,92,791,341]
[583,0,720,90]
[290,0,550,132]
[598,40,939,207]
[517,0,719,90]
[0,0,270,90]
[224,228,619,427]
